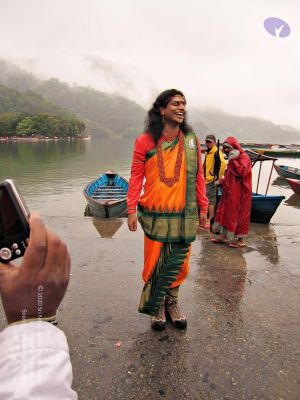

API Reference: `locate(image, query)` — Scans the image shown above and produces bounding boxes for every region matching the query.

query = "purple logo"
[264,17,291,38]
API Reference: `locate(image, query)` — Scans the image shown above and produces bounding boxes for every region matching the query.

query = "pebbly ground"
[1,216,299,400]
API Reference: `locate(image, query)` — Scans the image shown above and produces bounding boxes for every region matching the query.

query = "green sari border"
[182,131,198,241]
[138,131,198,243]
[137,205,184,218]
[138,242,190,315]
[145,137,179,161]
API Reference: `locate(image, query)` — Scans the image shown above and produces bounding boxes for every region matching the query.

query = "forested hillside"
[0,85,85,137]
[189,108,299,144]
[1,59,300,143]
[0,60,144,138]
[36,79,145,138]
[0,84,69,115]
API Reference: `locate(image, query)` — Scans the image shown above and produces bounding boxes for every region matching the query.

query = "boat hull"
[274,164,300,179]
[251,148,300,158]
[286,178,300,194]
[85,198,128,218]
[251,194,285,224]
[84,172,128,218]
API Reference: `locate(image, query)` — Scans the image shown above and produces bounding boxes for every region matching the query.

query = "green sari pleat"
[138,242,190,315]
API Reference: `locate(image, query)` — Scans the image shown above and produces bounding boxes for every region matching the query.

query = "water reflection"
[0,138,133,185]
[195,223,280,312]
[0,139,87,162]
[91,217,124,238]
[249,223,279,265]
[272,176,290,188]
[196,239,247,312]
[285,193,300,209]
[0,140,88,185]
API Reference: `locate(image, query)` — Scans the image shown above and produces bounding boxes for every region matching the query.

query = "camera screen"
[0,186,24,242]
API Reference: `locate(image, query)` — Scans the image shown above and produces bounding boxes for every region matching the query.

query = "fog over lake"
[1,0,300,128]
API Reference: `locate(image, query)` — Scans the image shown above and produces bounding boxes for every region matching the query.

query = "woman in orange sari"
[127,89,208,330]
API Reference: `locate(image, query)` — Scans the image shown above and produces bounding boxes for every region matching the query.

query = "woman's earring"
[162,115,165,124]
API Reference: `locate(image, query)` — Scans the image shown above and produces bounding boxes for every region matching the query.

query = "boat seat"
[94,189,127,192]
[92,196,126,200]
[92,192,126,196]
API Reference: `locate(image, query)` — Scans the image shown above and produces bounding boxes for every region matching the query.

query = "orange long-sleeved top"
[127,132,208,214]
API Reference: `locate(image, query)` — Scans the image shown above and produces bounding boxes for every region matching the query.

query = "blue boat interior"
[280,165,300,174]
[86,174,128,200]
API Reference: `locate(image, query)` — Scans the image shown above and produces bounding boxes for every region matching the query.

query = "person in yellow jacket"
[203,134,226,228]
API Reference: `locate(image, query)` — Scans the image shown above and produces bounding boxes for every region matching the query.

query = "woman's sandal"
[210,238,230,244]
[228,242,246,248]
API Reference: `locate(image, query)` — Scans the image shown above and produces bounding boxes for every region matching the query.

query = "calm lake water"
[0,138,299,225]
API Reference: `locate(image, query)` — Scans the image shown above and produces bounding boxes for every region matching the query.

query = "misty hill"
[0,59,39,93]
[0,84,72,116]
[0,59,144,138]
[1,59,300,143]
[189,108,300,144]
[35,79,145,138]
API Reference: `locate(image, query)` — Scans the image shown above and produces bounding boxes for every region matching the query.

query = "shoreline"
[0,135,90,142]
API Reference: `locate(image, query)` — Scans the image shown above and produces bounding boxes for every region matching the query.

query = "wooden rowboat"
[84,171,128,218]
[286,178,300,194]
[274,164,300,179]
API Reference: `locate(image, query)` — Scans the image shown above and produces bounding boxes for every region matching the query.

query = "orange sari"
[137,132,198,315]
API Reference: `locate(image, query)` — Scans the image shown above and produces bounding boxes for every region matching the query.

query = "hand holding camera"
[0,212,71,324]
[0,180,30,263]
[0,179,71,325]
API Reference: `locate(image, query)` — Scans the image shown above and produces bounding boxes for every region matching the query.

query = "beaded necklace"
[157,131,184,187]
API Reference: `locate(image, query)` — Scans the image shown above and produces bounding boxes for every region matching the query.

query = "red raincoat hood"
[223,136,244,152]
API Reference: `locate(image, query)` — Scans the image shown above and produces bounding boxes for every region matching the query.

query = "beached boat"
[241,143,272,149]
[250,193,285,223]
[286,144,300,150]
[84,171,128,218]
[274,164,300,179]
[250,148,300,158]
[245,150,285,223]
[286,178,300,194]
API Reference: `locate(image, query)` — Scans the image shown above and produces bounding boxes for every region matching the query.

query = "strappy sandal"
[210,238,230,244]
[228,242,246,248]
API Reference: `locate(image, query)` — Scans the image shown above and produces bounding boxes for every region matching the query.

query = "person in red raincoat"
[211,136,252,248]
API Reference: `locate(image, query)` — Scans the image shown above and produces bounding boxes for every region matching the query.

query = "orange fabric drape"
[143,236,191,288]
[140,141,191,288]
[139,143,186,213]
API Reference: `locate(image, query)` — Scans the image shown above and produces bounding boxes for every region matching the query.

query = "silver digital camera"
[0,179,30,263]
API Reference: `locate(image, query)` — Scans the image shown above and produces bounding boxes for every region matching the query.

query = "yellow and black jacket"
[203,145,226,184]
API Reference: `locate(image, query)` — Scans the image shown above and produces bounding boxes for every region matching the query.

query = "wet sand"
[1,217,299,400]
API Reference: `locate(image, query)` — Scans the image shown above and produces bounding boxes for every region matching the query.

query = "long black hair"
[145,89,193,143]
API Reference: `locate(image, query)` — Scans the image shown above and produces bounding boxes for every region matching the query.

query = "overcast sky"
[1,0,299,127]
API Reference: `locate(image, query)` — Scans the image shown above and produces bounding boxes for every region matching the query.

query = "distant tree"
[16,116,34,136]
[14,112,85,138]
[0,112,27,136]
